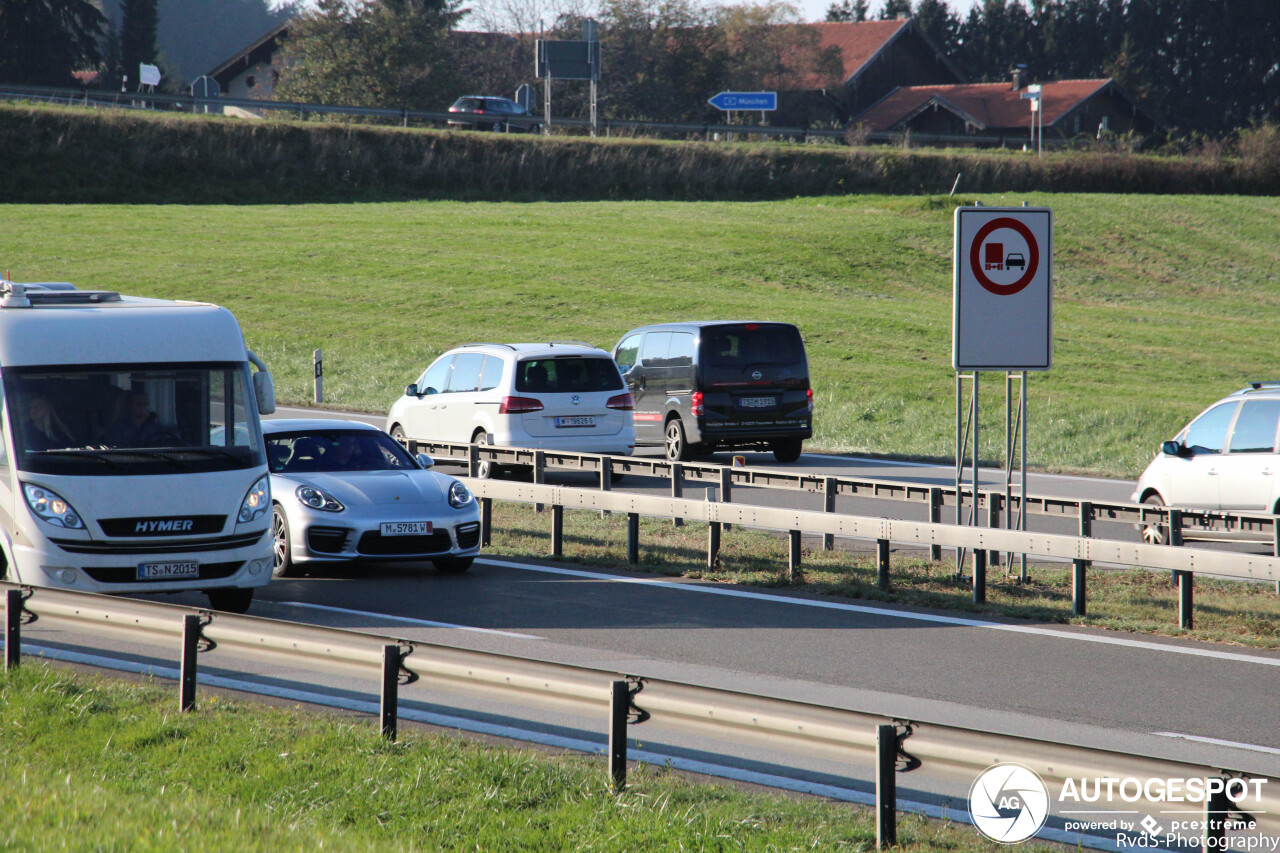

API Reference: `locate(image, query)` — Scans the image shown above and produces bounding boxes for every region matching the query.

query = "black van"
[611,321,812,462]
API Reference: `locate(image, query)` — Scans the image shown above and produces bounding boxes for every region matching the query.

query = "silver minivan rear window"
[515,357,623,394]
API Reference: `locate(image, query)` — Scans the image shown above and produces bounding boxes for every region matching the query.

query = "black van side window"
[668,333,695,367]
[615,334,642,372]
[639,331,672,368]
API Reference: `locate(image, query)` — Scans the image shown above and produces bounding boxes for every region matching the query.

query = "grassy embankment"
[0,663,1038,852]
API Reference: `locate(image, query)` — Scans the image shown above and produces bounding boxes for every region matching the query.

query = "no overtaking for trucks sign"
[952,206,1053,370]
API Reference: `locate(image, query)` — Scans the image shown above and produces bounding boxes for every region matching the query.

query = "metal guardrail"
[3,584,1275,849]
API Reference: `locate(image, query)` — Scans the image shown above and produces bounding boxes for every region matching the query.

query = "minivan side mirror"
[406,383,419,397]
[1162,440,1185,457]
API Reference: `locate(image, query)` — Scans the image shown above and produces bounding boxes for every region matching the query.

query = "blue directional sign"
[708,91,777,111]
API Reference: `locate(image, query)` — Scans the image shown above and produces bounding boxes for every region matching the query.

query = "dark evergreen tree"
[914,0,959,54]
[878,0,913,19]
[0,0,105,85]
[119,0,159,86]
[825,0,870,21]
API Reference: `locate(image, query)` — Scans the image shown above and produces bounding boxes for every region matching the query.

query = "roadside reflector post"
[1272,519,1280,593]
[313,348,323,404]
[1177,571,1194,630]
[788,530,802,581]
[5,588,22,671]
[551,504,564,557]
[468,443,480,478]
[823,477,836,550]
[972,547,987,604]
[533,450,546,512]
[671,463,683,527]
[1073,501,1091,616]
[876,723,898,849]
[380,644,399,741]
[720,467,733,532]
[180,614,200,712]
[609,680,629,793]
[480,497,492,547]
[1205,778,1230,846]
[929,487,942,562]
[707,488,720,570]
[627,513,639,566]
[877,539,890,590]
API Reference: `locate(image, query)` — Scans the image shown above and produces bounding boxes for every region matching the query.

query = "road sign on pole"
[953,206,1053,370]
[708,91,777,111]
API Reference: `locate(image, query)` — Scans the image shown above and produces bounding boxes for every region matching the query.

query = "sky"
[788,0,982,24]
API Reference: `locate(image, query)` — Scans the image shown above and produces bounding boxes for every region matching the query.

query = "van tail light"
[499,395,543,414]
[691,391,704,416]
[606,393,634,411]
[806,387,814,414]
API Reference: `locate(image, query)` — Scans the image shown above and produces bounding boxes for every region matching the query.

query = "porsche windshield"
[4,363,264,476]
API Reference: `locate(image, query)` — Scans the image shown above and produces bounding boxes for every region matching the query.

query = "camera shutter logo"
[969,763,1050,843]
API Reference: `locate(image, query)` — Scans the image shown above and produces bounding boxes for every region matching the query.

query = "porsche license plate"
[555,416,596,428]
[739,396,776,408]
[381,521,432,536]
[137,560,199,580]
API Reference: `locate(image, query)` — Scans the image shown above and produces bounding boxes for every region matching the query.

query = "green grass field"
[3,193,1278,477]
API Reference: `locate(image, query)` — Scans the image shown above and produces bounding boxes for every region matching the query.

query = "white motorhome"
[0,281,276,612]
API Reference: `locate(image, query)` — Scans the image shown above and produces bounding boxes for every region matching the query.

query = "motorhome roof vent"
[1,281,121,307]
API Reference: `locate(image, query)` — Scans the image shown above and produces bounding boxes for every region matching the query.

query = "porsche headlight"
[22,483,84,529]
[296,484,344,512]
[447,479,473,509]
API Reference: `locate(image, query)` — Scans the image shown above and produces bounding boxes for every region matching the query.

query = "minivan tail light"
[499,395,543,414]
[691,391,704,416]
[606,393,634,411]
[806,387,814,414]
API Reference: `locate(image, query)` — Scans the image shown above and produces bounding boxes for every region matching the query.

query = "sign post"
[953,205,1053,582]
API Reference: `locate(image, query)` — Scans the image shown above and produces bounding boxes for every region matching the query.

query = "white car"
[264,419,481,576]
[386,342,636,478]
[1132,383,1280,543]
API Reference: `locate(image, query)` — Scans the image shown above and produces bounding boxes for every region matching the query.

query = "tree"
[878,0,912,19]
[914,0,958,54]
[0,0,106,85]
[718,1,843,92]
[953,0,1035,82]
[824,0,869,21]
[119,0,159,86]
[275,0,463,110]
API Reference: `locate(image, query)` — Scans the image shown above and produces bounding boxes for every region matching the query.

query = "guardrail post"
[600,458,612,519]
[987,492,1001,568]
[1169,508,1183,585]
[533,450,546,512]
[5,589,22,671]
[380,644,399,741]
[468,443,480,478]
[719,468,733,532]
[1204,778,1230,847]
[627,513,639,566]
[180,614,199,712]
[823,477,836,551]
[788,530,802,582]
[877,539,891,590]
[876,723,897,849]
[929,487,942,562]
[480,497,492,547]
[707,488,720,570]
[609,680,629,792]
[1177,571,1194,630]
[1073,501,1092,617]
[972,548,987,604]
[671,463,684,527]
[551,504,564,557]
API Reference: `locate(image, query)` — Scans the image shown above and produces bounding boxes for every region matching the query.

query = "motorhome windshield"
[4,362,264,476]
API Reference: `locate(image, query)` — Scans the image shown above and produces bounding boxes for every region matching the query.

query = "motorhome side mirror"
[1162,440,1183,457]
[416,453,434,469]
[254,370,276,415]
[405,383,419,397]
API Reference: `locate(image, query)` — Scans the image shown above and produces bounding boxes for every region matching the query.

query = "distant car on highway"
[1132,383,1280,542]
[447,96,540,133]
[387,342,635,480]
[265,419,480,577]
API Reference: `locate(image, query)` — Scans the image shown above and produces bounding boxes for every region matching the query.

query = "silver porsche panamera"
[264,419,481,577]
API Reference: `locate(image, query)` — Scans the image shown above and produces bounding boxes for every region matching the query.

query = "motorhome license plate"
[739,396,776,408]
[381,521,432,536]
[137,560,199,580]
[555,416,596,428]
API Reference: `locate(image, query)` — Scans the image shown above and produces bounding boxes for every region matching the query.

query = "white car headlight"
[296,484,344,512]
[238,475,270,523]
[22,483,84,529]
[447,479,473,508]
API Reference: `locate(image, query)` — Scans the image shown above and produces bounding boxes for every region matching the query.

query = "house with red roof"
[849,75,1159,146]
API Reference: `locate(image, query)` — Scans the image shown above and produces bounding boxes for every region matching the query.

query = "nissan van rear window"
[701,324,806,368]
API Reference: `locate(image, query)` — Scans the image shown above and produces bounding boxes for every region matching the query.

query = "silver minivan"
[1132,383,1280,542]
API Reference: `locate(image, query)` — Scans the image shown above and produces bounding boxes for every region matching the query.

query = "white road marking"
[1153,733,1280,756]
[479,558,1280,668]
[278,601,543,639]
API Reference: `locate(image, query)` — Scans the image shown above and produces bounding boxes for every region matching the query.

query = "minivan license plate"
[555,416,596,428]
[381,521,432,536]
[739,396,776,408]
[137,560,199,580]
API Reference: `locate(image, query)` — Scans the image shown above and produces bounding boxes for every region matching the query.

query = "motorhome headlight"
[238,475,270,523]
[296,485,344,512]
[22,484,85,529]
[447,479,473,508]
